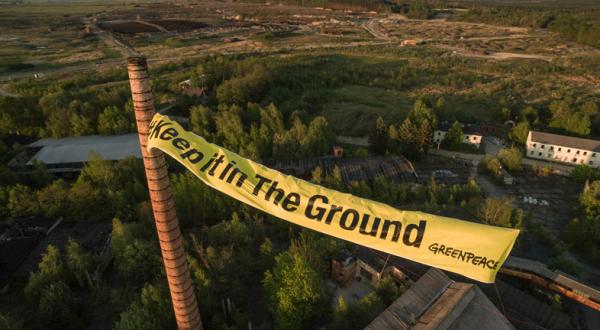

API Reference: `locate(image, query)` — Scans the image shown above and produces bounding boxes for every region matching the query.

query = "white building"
[433,124,483,148]
[526,131,600,168]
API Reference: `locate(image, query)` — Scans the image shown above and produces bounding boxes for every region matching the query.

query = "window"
[541,145,545,149]
[473,136,477,140]
[533,143,537,147]
[583,151,587,155]
[437,132,442,136]
[590,161,594,165]
[558,147,562,152]
[465,135,470,139]
[593,153,597,157]
[550,146,554,151]
[547,153,551,158]
[576,150,580,155]
[567,149,571,153]
[573,158,577,163]
[539,152,543,156]
[530,151,534,155]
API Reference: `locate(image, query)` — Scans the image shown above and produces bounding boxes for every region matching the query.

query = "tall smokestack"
[127,56,202,330]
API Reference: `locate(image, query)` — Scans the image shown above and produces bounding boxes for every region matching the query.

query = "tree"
[369,116,387,154]
[171,172,230,226]
[387,124,401,154]
[508,121,529,145]
[0,165,17,186]
[478,155,502,180]
[190,105,214,139]
[375,277,403,306]
[110,219,161,283]
[77,153,117,191]
[565,180,600,263]
[37,179,70,219]
[263,251,329,330]
[70,113,94,136]
[498,147,522,172]
[305,116,333,156]
[397,118,429,161]
[0,313,24,330]
[311,166,323,184]
[579,101,598,116]
[98,106,130,135]
[68,180,112,222]
[548,100,591,136]
[326,165,343,190]
[442,121,463,150]
[115,283,175,330]
[65,239,93,287]
[45,108,72,138]
[409,99,437,131]
[518,106,538,124]
[7,184,40,218]
[272,131,300,159]
[29,160,55,188]
[570,165,600,183]
[24,245,83,329]
[214,106,248,151]
[478,197,515,228]
[36,281,82,330]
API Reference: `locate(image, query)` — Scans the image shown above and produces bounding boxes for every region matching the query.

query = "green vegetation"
[570,165,600,183]
[2,1,600,327]
[498,147,523,172]
[442,121,463,150]
[451,5,600,48]
[565,180,600,264]
[263,251,329,329]
[478,197,524,229]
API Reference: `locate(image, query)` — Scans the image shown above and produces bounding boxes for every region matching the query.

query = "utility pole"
[127,56,202,330]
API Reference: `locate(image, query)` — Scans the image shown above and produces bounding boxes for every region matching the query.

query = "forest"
[0,49,534,326]
[2,1,600,325]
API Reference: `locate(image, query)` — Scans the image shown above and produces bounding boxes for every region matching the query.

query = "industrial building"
[526,131,600,168]
[433,123,483,148]
[366,268,513,329]
[10,134,141,173]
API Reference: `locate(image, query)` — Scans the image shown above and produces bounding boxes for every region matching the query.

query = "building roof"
[26,134,141,165]
[529,131,600,152]
[504,256,600,304]
[436,122,482,136]
[365,268,513,330]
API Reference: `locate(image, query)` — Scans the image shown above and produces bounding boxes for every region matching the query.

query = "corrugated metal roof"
[26,134,141,165]
[365,268,452,329]
[366,268,514,329]
[530,131,600,152]
[504,256,600,303]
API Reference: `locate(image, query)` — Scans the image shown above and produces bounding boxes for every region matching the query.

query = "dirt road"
[83,17,138,58]
[362,18,390,40]
[0,85,20,97]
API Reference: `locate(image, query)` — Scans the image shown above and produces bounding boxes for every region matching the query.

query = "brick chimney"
[127,56,202,330]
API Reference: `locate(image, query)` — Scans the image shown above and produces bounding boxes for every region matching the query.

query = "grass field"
[322,85,412,135]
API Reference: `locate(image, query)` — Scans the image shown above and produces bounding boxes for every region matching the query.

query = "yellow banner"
[147,114,519,283]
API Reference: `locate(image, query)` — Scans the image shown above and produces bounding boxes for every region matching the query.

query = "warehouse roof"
[365,268,513,329]
[529,131,600,152]
[26,134,141,165]
[504,256,600,304]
